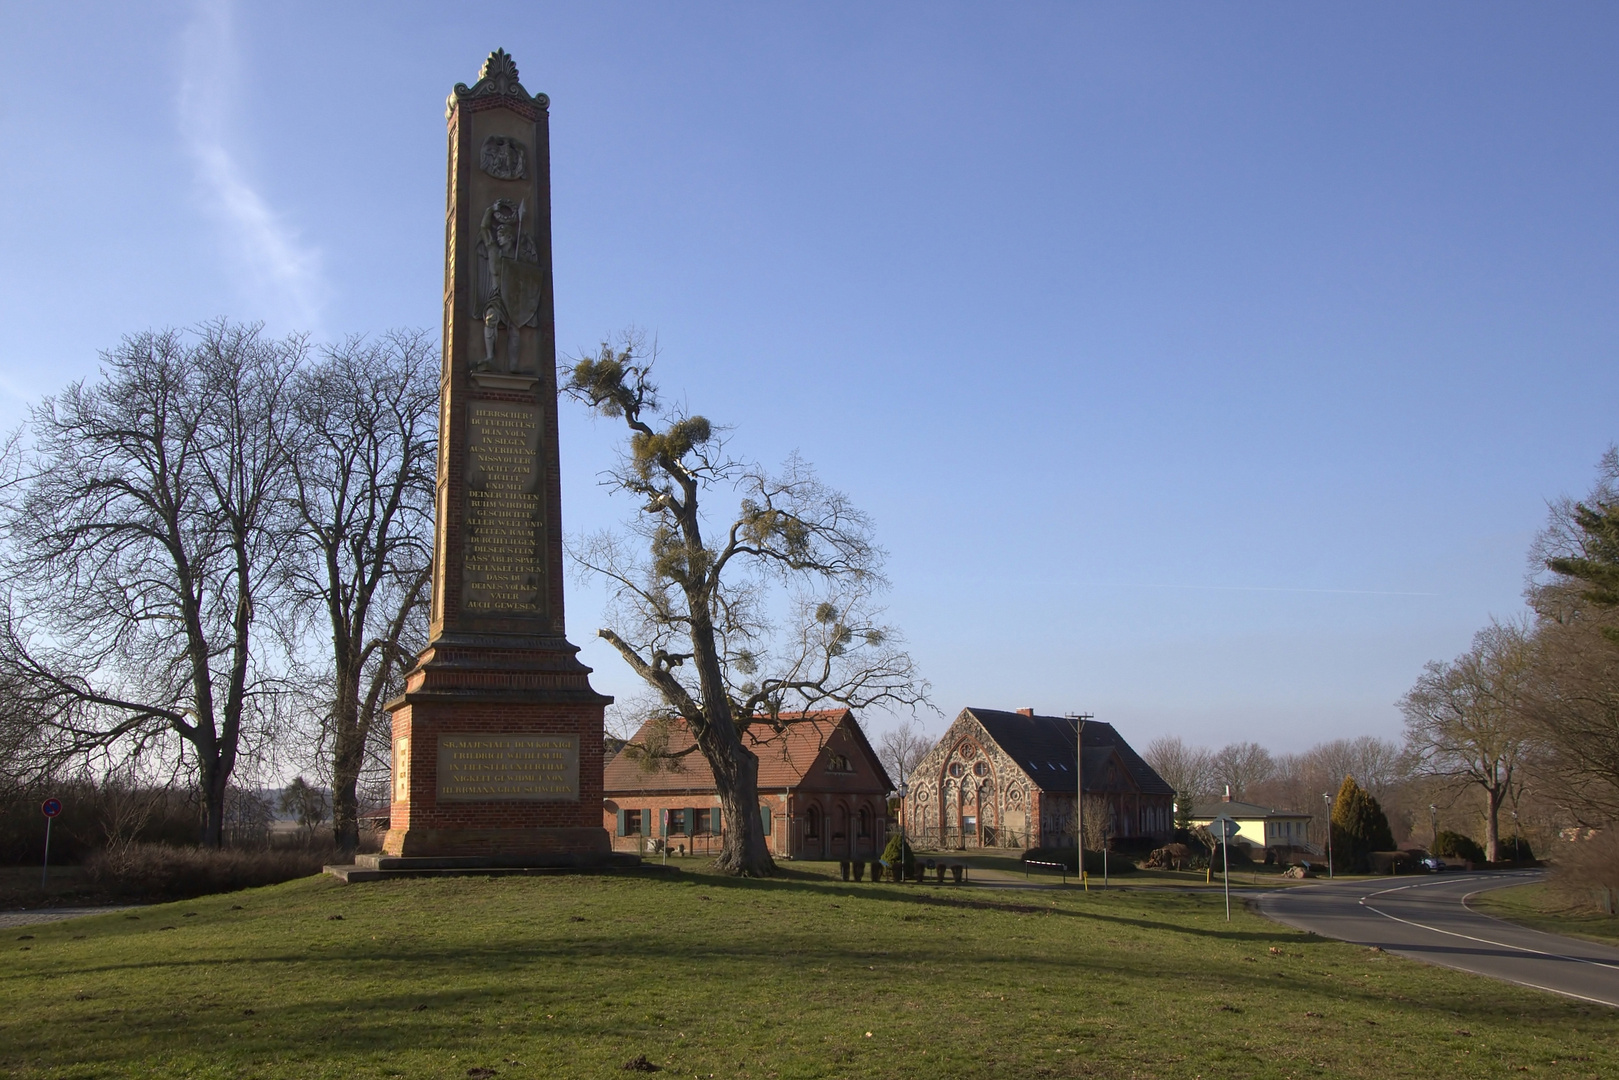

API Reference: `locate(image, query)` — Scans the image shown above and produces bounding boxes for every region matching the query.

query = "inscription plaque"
[437,734,579,801]
[463,402,545,615]
[393,737,410,802]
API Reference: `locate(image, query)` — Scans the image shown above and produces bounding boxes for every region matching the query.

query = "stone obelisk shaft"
[380,50,612,862]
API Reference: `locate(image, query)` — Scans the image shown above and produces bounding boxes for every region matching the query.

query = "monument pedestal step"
[324,851,663,883]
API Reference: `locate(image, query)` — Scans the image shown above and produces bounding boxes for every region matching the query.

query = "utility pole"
[1067,712,1094,873]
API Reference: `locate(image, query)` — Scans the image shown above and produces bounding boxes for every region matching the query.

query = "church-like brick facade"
[903,708,1173,851]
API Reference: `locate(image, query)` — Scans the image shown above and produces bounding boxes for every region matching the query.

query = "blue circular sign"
[41,798,62,818]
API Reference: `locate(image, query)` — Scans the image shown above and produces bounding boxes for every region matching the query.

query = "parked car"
[1419,855,1446,872]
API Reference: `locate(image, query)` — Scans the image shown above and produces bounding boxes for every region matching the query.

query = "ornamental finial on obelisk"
[448,48,549,117]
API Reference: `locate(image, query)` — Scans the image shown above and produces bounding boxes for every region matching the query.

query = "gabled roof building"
[902,708,1174,851]
[1189,792,1316,856]
[603,709,893,861]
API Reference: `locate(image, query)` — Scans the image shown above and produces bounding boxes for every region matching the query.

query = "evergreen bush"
[1497,834,1535,862]
[880,833,916,876]
[1432,830,1485,863]
[1330,775,1396,872]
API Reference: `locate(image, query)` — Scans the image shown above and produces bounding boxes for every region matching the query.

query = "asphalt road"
[1257,870,1619,1007]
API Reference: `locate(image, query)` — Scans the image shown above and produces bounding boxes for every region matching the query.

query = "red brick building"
[901,707,1174,850]
[603,710,893,860]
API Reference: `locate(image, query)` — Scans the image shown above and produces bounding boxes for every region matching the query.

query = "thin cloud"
[945,578,1436,598]
[177,0,324,329]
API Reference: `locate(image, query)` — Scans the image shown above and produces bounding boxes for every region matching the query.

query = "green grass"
[2,862,1617,1079]
[1471,881,1619,947]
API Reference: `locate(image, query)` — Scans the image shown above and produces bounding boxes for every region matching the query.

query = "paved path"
[0,906,138,929]
[1257,870,1619,1007]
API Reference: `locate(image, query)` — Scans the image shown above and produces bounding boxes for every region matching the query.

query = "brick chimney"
[1017,707,1034,717]
[1223,785,1232,802]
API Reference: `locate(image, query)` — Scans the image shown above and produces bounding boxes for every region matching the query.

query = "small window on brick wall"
[694,808,712,835]
[617,809,643,836]
[826,753,853,773]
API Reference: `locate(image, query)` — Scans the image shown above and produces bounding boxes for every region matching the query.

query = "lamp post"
[1323,793,1334,879]
[1429,803,1438,849]
[1511,808,1520,863]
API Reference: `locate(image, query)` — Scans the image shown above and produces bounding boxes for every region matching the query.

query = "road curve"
[1256,871,1619,1008]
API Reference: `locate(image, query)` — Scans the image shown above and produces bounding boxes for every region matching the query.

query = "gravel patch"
[0,906,139,928]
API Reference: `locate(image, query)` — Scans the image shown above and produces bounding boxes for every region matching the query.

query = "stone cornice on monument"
[448,48,550,120]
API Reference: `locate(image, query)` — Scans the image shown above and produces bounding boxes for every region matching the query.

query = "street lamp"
[1323,793,1334,879]
[1511,808,1520,863]
[1429,804,1438,849]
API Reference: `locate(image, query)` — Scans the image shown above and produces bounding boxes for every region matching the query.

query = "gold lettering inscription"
[436,735,579,802]
[463,404,546,615]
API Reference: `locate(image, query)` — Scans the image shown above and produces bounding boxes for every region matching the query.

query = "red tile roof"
[604,709,891,794]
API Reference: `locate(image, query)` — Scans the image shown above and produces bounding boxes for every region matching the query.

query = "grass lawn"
[1471,881,1619,948]
[2,861,1616,1079]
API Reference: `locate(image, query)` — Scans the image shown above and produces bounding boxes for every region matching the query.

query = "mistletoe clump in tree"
[563,339,929,876]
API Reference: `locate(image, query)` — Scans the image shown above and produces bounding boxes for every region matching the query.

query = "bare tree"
[563,338,930,875]
[877,718,933,789]
[1143,735,1213,808]
[1307,736,1408,804]
[1209,741,1274,800]
[284,331,436,853]
[1081,793,1115,853]
[278,776,329,847]
[1401,619,1534,861]
[0,323,301,845]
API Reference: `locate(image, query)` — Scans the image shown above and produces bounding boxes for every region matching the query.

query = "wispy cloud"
[177,0,324,329]
[944,578,1437,598]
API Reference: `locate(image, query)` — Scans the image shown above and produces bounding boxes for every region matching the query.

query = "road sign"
[1207,815,1237,922]
[40,798,61,888]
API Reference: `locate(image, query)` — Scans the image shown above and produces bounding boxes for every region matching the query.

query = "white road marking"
[1347,875,1619,1007]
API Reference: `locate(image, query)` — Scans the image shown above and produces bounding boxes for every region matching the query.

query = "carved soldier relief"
[475,198,545,373]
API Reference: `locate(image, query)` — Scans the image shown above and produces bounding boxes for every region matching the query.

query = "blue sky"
[2,3,1616,751]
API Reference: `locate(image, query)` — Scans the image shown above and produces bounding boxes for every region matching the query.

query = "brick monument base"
[376,637,626,866]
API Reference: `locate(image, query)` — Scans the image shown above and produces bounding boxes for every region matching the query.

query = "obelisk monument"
[379,50,614,864]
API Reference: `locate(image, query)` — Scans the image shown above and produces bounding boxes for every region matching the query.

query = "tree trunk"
[696,724,775,876]
[331,730,363,855]
[200,752,227,848]
[329,661,364,855]
[1485,785,1502,863]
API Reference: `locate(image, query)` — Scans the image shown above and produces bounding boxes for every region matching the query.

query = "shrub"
[880,833,916,875]
[1369,851,1415,874]
[83,843,328,901]
[1496,835,1535,862]
[0,780,201,864]
[1432,830,1485,862]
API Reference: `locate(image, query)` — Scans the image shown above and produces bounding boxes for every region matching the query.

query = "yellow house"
[1190,795,1315,855]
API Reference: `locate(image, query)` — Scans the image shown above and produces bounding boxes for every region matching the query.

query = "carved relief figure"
[475,198,545,372]
[480,135,528,180]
